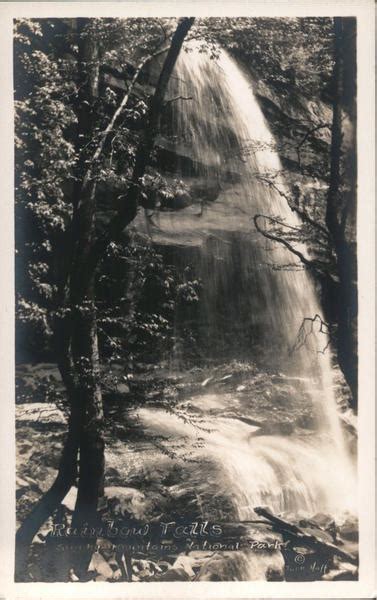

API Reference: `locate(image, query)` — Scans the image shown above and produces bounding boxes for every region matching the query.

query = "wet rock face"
[256,90,331,176]
[195,552,242,581]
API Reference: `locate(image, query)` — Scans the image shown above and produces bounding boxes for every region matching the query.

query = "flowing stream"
[137,42,357,563]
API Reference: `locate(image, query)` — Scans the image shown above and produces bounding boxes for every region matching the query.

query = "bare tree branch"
[296,123,330,169]
[156,19,170,43]
[253,214,334,281]
[255,174,329,238]
[254,214,313,267]
[290,314,331,355]
[164,95,193,104]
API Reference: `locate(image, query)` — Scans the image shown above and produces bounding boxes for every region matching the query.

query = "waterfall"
[138,43,356,524]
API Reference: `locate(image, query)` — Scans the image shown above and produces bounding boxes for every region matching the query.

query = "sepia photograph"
[1,2,373,596]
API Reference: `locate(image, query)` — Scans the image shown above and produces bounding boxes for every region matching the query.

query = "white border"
[0,1,375,599]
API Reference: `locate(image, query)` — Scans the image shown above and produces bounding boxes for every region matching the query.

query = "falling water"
[138,42,357,541]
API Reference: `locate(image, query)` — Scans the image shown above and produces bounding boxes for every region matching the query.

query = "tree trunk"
[68,15,195,566]
[68,275,105,576]
[327,17,358,409]
[68,270,104,528]
[67,18,104,571]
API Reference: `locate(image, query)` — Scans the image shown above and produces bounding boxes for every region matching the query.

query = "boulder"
[104,486,152,520]
[172,553,199,578]
[322,558,358,581]
[88,550,114,581]
[338,516,358,542]
[196,553,241,581]
[158,566,191,581]
[132,558,161,581]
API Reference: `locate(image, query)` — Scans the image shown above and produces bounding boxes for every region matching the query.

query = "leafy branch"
[82,43,171,191]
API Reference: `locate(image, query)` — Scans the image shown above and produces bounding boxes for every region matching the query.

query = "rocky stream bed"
[16,361,358,582]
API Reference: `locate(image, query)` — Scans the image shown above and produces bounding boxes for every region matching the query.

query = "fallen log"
[254,507,357,565]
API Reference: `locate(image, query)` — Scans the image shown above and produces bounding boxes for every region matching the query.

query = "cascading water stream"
[138,42,357,533]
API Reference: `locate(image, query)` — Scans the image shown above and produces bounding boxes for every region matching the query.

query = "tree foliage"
[14,16,196,580]
[14,17,195,361]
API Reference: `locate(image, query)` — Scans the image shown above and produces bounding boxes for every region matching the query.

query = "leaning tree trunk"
[14,401,80,581]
